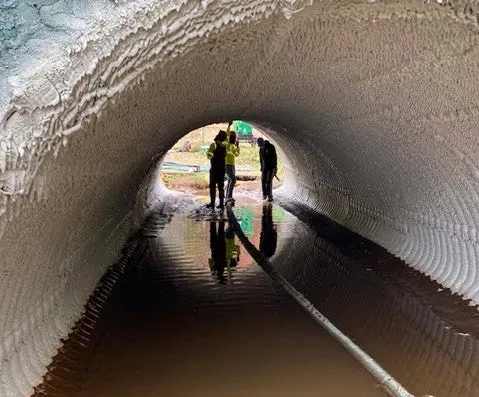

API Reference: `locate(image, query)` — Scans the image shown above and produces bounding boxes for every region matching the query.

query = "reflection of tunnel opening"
[2,1,479,395]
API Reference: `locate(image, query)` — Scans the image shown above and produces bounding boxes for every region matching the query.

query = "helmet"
[257,137,264,147]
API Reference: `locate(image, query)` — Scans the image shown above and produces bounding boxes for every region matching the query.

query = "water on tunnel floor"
[36,202,387,397]
[35,200,479,397]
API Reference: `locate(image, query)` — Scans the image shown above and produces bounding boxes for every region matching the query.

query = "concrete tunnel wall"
[1,0,479,395]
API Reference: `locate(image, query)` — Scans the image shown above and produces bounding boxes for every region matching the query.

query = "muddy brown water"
[34,201,479,397]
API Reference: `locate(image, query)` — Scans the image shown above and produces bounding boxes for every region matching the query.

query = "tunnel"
[1,0,479,395]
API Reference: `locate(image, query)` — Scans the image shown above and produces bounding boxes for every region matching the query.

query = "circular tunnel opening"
[155,121,285,205]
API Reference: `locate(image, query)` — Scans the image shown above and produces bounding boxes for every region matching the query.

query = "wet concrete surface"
[34,199,479,397]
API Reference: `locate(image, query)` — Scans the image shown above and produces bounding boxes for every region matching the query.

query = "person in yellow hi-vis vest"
[225,121,240,203]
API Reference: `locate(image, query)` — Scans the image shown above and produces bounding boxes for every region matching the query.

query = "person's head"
[229,131,237,144]
[257,137,264,148]
[216,130,227,142]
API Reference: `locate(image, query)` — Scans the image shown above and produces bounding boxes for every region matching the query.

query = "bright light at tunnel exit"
[159,122,284,199]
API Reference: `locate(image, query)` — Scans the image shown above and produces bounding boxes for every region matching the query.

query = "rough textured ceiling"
[1,0,479,395]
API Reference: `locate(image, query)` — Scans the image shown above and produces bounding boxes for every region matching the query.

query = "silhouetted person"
[206,130,227,209]
[260,204,277,258]
[209,220,227,283]
[257,138,277,202]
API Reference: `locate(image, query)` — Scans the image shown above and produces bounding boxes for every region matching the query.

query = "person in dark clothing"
[257,138,277,202]
[260,204,277,258]
[209,220,227,283]
[206,130,227,209]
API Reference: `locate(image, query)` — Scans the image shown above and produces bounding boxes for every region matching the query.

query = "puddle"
[34,199,479,397]
[35,201,387,397]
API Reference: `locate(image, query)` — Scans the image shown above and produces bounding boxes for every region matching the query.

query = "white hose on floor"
[226,204,426,397]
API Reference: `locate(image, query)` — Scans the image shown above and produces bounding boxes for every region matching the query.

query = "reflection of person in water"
[260,204,277,258]
[225,223,240,268]
[209,220,227,283]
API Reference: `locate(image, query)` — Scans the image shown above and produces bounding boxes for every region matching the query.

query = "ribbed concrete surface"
[2,0,479,395]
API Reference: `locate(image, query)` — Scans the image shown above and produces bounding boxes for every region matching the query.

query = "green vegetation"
[161,172,209,191]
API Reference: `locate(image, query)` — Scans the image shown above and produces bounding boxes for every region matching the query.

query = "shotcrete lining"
[1,0,479,396]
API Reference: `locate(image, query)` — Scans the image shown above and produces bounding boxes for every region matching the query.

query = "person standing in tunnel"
[209,220,227,283]
[257,137,277,202]
[225,121,240,204]
[260,204,278,258]
[206,130,227,209]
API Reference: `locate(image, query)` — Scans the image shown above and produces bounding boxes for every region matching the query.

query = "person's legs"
[208,170,216,207]
[217,171,225,208]
[218,219,225,239]
[230,166,236,198]
[225,174,230,200]
[225,165,233,199]
[210,221,217,250]
[225,165,236,200]
[209,221,217,271]
[261,171,267,199]
[215,220,227,283]
[265,169,274,200]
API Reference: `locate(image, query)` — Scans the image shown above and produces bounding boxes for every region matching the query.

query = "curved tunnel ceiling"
[2,0,479,395]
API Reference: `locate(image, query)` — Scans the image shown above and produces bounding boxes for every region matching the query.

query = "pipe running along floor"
[35,200,479,397]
